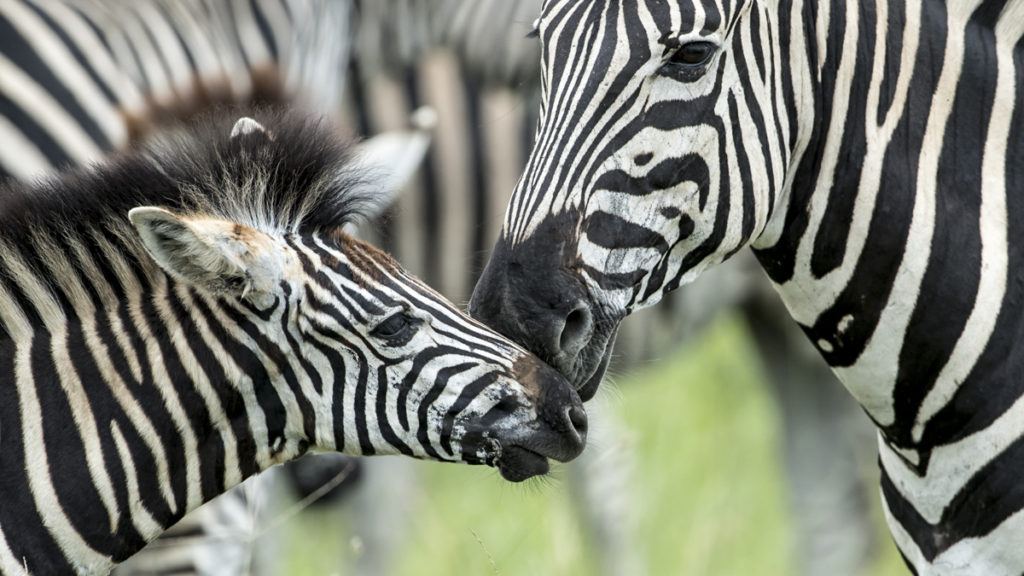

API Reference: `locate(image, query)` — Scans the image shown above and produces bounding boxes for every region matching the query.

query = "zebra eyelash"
[370,310,422,347]
[657,41,719,82]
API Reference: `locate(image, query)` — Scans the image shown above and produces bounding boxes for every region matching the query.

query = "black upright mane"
[0,108,373,249]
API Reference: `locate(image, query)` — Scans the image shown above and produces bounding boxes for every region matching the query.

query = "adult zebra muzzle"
[470,226,618,402]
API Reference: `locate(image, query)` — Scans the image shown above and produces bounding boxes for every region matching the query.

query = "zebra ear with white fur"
[230,117,272,140]
[128,207,287,303]
[346,106,436,231]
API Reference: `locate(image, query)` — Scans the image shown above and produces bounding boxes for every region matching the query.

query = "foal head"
[120,112,588,482]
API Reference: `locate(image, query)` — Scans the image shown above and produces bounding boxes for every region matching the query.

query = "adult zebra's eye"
[668,41,717,66]
[371,312,420,345]
[659,40,718,81]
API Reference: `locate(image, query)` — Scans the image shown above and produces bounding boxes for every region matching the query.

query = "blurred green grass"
[280,314,908,576]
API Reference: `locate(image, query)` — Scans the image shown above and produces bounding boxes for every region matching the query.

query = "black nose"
[529,359,588,458]
[564,405,588,442]
[558,304,593,360]
[470,241,592,374]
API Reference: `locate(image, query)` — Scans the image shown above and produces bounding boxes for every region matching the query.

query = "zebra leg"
[565,401,646,576]
[346,457,421,576]
[113,475,265,576]
[248,456,362,576]
[740,281,877,576]
[582,256,761,576]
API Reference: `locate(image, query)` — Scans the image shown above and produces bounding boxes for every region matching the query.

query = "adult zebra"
[0,109,586,574]
[470,0,1024,573]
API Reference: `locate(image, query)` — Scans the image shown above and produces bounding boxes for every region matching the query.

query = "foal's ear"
[230,117,273,140]
[346,106,435,230]
[128,207,287,301]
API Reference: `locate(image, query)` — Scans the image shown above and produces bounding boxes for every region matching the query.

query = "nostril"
[495,395,519,414]
[564,406,588,439]
[559,305,593,357]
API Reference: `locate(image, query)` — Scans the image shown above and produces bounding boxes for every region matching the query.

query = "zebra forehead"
[333,232,404,280]
[539,0,743,43]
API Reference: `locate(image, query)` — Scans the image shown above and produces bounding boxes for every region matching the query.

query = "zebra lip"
[495,445,550,482]
[577,341,614,402]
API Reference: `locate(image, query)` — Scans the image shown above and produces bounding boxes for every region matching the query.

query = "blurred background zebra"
[0,0,355,179]
[0,1,881,575]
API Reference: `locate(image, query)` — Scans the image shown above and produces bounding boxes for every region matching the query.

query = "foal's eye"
[371,312,420,345]
[668,41,718,66]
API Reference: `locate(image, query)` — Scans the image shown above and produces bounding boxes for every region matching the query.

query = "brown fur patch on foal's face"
[331,230,404,287]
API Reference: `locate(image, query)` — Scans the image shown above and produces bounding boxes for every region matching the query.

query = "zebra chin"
[543,314,620,402]
[574,326,618,402]
[458,423,586,482]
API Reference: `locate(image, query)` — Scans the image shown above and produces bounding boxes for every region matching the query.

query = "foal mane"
[0,108,375,248]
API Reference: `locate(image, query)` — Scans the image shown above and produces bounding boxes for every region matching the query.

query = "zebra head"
[472,0,790,399]
[124,113,587,483]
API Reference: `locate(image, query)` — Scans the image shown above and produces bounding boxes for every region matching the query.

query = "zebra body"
[470,0,1024,573]
[0,110,585,574]
[0,0,352,181]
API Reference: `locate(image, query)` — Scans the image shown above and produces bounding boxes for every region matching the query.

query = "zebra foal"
[0,109,586,575]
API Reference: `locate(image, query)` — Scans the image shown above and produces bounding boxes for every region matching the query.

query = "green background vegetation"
[279,315,908,576]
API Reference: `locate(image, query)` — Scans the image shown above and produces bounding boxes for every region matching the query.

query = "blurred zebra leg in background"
[565,400,645,576]
[741,278,877,576]
[348,458,423,576]
[621,253,877,576]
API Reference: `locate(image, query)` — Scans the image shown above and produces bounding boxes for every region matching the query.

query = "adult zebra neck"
[753,0,1024,448]
[754,2,1024,564]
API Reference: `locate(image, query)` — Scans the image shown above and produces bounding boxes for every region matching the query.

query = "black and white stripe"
[0,3,409,573]
[0,110,585,574]
[0,0,353,181]
[471,1,1024,573]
